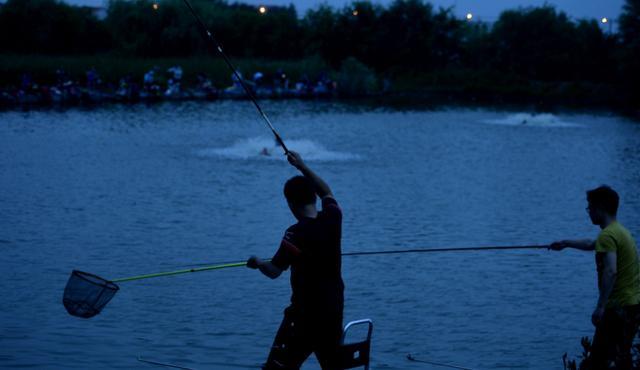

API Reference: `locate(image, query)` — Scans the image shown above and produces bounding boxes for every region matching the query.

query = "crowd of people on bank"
[0,65,340,107]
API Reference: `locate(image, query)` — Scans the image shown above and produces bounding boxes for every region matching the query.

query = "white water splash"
[483,113,581,128]
[197,137,361,161]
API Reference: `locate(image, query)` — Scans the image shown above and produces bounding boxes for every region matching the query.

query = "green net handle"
[112,261,250,283]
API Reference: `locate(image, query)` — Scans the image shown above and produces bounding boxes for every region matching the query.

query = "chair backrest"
[340,319,373,370]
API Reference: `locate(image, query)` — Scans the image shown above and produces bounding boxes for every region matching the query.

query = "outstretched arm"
[549,239,595,251]
[247,256,282,279]
[286,151,333,198]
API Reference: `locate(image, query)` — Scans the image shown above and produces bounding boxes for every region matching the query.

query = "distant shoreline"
[0,54,637,119]
[2,89,637,122]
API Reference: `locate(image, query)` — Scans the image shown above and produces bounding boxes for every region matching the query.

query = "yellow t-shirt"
[595,221,640,309]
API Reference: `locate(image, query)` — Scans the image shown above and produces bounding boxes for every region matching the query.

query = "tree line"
[0,0,638,103]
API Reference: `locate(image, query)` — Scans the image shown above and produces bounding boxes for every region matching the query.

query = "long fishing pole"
[62,245,547,318]
[181,245,549,268]
[137,356,259,369]
[342,244,548,257]
[137,356,194,370]
[407,353,474,370]
[72,244,547,285]
[179,0,288,154]
[105,244,548,282]
[62,245,549,319]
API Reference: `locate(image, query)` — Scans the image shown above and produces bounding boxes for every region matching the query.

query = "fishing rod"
[137,356,194,370]
[62,245,547,319]
[179,0,288,154]
[407,353,474,370]
[181,244,549,267]
[137,356,260,369]
[343,244,547,256]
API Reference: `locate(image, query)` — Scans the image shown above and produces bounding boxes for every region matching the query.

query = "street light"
[259,6,267,14]
[466,13,473,21]
[601,17,612,34]
[152,3,159,10]
[353,9,359,16]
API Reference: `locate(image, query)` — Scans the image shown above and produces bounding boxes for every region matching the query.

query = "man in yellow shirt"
[551,185,640,369]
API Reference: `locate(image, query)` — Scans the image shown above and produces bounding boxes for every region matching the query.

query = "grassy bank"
[390,69,633,113]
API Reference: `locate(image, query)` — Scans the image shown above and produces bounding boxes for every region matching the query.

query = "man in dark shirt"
[247,151,344,370]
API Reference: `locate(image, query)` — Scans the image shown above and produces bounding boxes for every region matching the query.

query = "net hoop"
[63,270,119,318]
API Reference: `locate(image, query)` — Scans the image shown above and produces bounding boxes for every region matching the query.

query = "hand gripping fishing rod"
[179,0,289,154]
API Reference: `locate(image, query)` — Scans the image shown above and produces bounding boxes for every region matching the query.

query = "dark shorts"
[588,304,640,370]
[263,306,343,370]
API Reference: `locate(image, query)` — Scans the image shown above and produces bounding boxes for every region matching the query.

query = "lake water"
[1,101,639,369]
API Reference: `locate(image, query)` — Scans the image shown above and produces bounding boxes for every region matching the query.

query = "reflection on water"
[0,101,639,369]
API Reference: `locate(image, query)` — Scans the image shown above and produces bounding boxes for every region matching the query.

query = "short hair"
[586,185,619,216]
[284,176,316,206]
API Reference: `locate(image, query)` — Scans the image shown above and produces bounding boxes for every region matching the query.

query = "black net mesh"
[63,270,119,318]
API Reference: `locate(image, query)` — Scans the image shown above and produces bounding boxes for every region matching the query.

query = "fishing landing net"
[62,261,247,318]
[63,270,119,318]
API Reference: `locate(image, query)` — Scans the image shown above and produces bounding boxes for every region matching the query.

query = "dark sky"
[62,0,626,21]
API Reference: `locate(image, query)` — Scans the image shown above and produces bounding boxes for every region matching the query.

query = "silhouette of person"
[248,151,344,370]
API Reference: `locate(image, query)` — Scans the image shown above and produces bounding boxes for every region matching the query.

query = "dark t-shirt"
[271,197,344,318]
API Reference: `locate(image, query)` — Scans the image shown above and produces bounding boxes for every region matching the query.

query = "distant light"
[259,6,267,14]
[466,13,473,20]
[353,9,359,16]
[152,3,159,10]
[601,17,608,24]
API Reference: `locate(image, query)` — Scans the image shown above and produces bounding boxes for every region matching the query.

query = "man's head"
[586,185,619,225]
[284,176,317,219]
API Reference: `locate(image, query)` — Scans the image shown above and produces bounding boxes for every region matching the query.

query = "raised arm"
[286,151,333,198]
[549,239,595,251]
